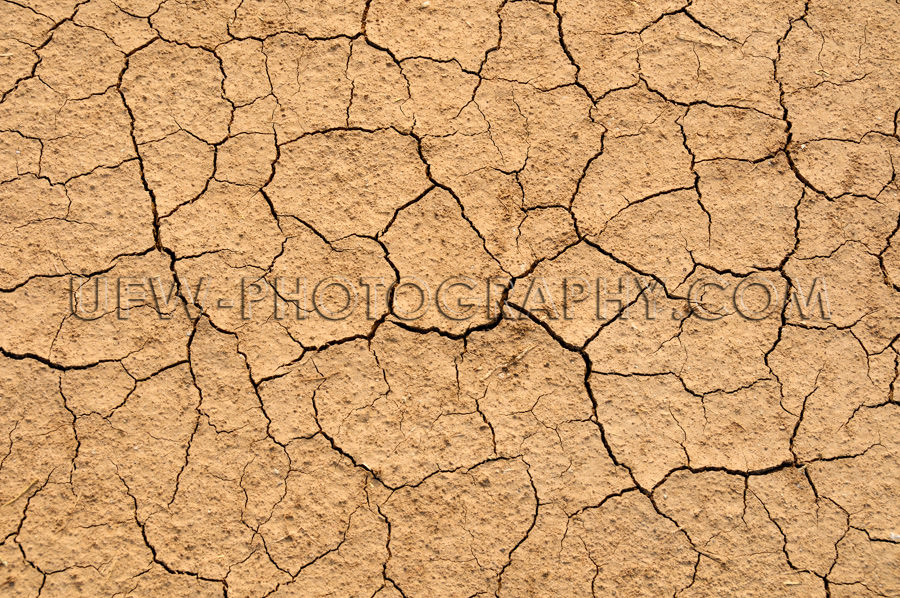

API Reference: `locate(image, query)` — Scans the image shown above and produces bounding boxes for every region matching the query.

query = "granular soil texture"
[1,0,900,596]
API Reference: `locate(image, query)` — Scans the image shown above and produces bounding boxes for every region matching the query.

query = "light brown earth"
[1,0,899,596]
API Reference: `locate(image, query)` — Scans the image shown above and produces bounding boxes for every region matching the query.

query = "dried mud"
[1,0,899,596]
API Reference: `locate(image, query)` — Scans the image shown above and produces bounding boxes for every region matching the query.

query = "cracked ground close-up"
[1,0,900,596]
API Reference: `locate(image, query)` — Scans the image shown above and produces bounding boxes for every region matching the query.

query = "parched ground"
[1,0,899,596]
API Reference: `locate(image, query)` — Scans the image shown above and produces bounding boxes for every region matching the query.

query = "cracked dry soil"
[1,0,900,596]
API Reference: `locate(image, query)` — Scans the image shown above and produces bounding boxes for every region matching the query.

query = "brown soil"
[1,0,899,596]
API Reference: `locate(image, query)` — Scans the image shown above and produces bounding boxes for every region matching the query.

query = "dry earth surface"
[1,0,900,596]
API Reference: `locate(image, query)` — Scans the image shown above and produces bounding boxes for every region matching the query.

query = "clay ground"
[1,0,900,596]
